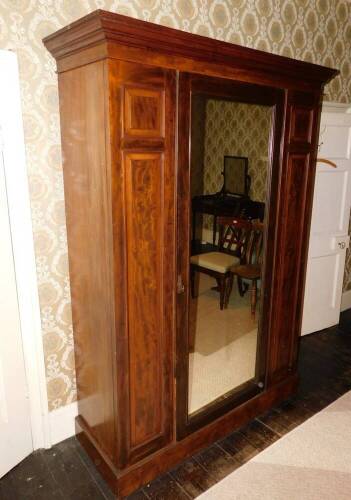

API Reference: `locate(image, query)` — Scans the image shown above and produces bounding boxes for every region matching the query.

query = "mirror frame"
[176,73,285,438]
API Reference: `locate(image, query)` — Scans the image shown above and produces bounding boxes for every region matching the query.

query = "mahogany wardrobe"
[44,10,337,498]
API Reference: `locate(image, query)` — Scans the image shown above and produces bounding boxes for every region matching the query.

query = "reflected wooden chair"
[229,221,264,317]
[190,217,252,310]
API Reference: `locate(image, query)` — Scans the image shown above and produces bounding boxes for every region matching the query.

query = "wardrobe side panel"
[58,61,117,463]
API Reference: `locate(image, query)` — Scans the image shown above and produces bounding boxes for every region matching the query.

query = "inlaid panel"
[124,87,164,137]
[271,153,310,378]
[290,107,313,143]
[124,152,165,452]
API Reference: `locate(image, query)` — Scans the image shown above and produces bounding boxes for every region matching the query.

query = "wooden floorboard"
[169,457,217,498]
[1,310,351,499]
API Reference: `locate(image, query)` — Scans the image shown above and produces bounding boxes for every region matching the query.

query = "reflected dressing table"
[192,155,264,245]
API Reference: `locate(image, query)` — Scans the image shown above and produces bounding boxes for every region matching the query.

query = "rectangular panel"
[308,233,334,258]
[124,87,164,137]
[311,170,349,234]
[290,107,313,143]
[302,253,342,334]
[319,125,351,160]
[124,152,165,451]
[271,153,309,378]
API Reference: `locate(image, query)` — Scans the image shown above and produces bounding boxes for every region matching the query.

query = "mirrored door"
[189,97,272,415]
[176,73,285,437]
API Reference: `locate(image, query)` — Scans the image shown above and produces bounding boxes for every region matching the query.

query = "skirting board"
[341,289,351,312]
[49,401,78,446]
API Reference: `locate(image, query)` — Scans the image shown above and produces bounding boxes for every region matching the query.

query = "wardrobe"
[44,10,337,497]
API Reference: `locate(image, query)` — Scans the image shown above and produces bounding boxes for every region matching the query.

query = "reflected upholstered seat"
[190,217,252,310]
[190,252,240,274]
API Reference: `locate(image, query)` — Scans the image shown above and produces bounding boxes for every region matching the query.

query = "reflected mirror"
[222,156,250,196]
[189,96,273,416]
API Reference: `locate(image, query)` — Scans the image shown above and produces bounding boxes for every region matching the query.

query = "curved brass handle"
[317,158,337,168]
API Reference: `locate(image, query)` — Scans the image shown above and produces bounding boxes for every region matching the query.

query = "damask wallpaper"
[192,99,272,233]
[203,100,272,229]
[0,0,350,411]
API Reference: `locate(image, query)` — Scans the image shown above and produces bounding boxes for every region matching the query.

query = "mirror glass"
[188,96,273,416]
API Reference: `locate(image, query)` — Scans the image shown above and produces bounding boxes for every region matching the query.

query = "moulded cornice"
[43,10,338,86]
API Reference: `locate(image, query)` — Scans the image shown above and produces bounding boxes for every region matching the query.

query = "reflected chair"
[229,221,264,317]
[190,217,252,310]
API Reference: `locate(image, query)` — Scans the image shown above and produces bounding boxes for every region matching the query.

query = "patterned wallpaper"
[192,99,272,232]
[0,0,350,411]
[205,100,271,211]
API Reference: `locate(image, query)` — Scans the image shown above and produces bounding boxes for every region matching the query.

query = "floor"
[1,310,351,500]
[189,274,258,414]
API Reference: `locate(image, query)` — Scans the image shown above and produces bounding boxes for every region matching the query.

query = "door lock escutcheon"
[338,241,346,249]
[177,274,185,294]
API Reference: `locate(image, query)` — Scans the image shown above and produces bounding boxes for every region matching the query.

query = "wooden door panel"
[268,92,321,382]
[310,169,349,235]
[290,107,313,143]
[319,125,351,160]
[125,152,164,450]
[109,61,176,466]
[270,153,310,378]
[303,252,344,333]
[124,87,164,138]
